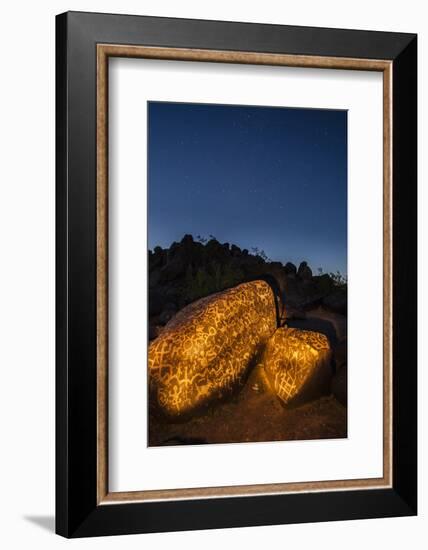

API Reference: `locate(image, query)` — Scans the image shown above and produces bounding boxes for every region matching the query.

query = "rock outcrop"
[149,235,347,331]
[331,365,347,406]
[148,280,279,418]
[260,327,332,407]
[148,236,348,416]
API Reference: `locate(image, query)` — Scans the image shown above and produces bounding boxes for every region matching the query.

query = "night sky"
[148,102,347,275]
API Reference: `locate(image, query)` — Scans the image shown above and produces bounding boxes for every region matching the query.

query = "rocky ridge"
[149,234,347,407]
[149,234,347,328]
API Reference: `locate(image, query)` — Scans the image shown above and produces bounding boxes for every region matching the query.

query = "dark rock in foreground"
[331,365,347,406]
[297,261,312,281]
[322,287,347,314]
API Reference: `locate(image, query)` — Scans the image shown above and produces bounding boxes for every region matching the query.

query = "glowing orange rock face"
[260,327,332,406]
[148,280,278,417]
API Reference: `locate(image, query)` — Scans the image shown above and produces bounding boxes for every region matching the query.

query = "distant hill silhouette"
[149,234,346,330]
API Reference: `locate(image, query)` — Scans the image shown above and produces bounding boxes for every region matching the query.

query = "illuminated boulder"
[148,280,279,417]
[261,327,332,406]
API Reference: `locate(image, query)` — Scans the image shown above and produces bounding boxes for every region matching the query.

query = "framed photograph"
[56,11,417,537]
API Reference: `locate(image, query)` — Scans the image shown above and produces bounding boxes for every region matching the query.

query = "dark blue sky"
[148,102,347,275]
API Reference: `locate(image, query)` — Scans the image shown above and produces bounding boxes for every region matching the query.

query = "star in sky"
[148,101,347,275]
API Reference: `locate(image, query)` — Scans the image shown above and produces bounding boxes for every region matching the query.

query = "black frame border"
[56,11,417,538]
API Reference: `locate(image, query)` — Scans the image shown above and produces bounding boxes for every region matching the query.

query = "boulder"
[297,261,313,281]
[158,234,205,283]
[332,339,347,370]
[148,280,279,417]
[313,273,336,295]
[331,364,347,406]
[260,327,332,407]
[284,262,297,277]
[158,256,187,282]
[149,268,161,288]
[149,289,166,317]
[180,234,194,246]
[204,238,229,264]
[322,287,347,314]
[149,246,166,271]
[285,306,307,320]
[306,306,347,343]
[230,244,242,257]
[286,315,338,346]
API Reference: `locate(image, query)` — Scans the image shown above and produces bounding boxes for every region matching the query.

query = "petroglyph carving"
[261,327,332,405]
[148,280,278,417]
[149,280,331,417]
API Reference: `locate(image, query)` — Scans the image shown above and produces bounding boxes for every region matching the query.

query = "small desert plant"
[329,270,347,287]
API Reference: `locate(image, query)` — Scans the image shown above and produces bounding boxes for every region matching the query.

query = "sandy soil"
[148,364,347,447]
